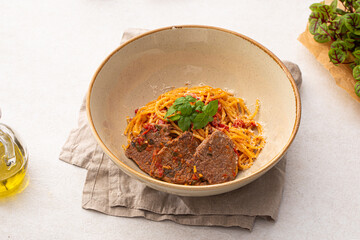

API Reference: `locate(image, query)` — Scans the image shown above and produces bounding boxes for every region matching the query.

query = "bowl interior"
[88,26,299,196]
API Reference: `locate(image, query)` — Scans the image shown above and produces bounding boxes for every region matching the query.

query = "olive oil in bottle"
[0,141,27,196]
[0,108,28,197]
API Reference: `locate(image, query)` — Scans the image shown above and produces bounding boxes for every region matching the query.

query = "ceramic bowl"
[86,25,301,196]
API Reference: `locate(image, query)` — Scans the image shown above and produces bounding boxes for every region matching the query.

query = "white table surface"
[1,0,360,239]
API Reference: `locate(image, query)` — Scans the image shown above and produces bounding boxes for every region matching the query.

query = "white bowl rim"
[86,25,301,192]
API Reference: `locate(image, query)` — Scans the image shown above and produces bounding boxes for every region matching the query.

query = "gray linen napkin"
[59,28,302,231]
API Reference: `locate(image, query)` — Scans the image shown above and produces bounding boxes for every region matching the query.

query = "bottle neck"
[0,124,16,169]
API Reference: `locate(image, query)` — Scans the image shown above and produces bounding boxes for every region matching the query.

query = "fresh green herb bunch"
[308,0,360,97]
[164,95,218,131]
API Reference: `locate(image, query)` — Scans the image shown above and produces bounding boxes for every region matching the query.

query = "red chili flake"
[142,128,151,135]
[232,171,236,177]
[223,174,228,178]
[158,168,164,177]
[192,174,198,180]
[137,137,144,145]
[143,123,157,133]
[250,121,257,127]
[211,112,221,127]
[233,148,240,156]
[217,123,229,131]
[210,115,220,127]
[134,108,139,114]
[233,119,246,128]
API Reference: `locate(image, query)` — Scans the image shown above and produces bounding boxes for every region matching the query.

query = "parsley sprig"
[164,95,218,131]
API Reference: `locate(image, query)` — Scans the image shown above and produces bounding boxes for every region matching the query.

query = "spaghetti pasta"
[124,86,265,170]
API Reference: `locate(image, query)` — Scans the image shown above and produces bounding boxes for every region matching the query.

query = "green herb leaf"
[195,100,204,108]
[309,11,328,22]
[344,38,355,49]
[355,81,360,97]
[355,1,360,11]
[317,23,335,40]
[164,105,178,118]
[353,65,360,80]
[334,16,349,34]
[202,100,218,116]
[353,49,360,58]
[330,0,338,12]
[318,4,334,18]
[193,113,210,130]
[174,97,186,106]
[179,102,193,116]
[310,3,323,11]
[185,95,196,102]
[190,112,198,122]
[169,114,181,121]
[336,8,347,15]
[347,32,360,42]
[350,58,360,69]
[178,116,191,131]
[331,40,347,51]
[314,33,331,43]
[344,13,360,35]
[329,48,347,64]
[195,102,203,112]
[309,18,323,35]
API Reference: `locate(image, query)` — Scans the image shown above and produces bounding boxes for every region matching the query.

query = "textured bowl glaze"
[86,25,301,196]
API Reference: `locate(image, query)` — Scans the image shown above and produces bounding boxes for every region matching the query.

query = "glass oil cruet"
[0,108,28,196]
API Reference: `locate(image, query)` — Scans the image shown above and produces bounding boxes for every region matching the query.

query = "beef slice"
[193,130,238,184]
[125,124,171,174]
[150,131,200,184]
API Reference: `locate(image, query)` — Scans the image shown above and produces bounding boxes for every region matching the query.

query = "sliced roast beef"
[192,130,238,184]
[125,123,171,174]
[150,131,200,184]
